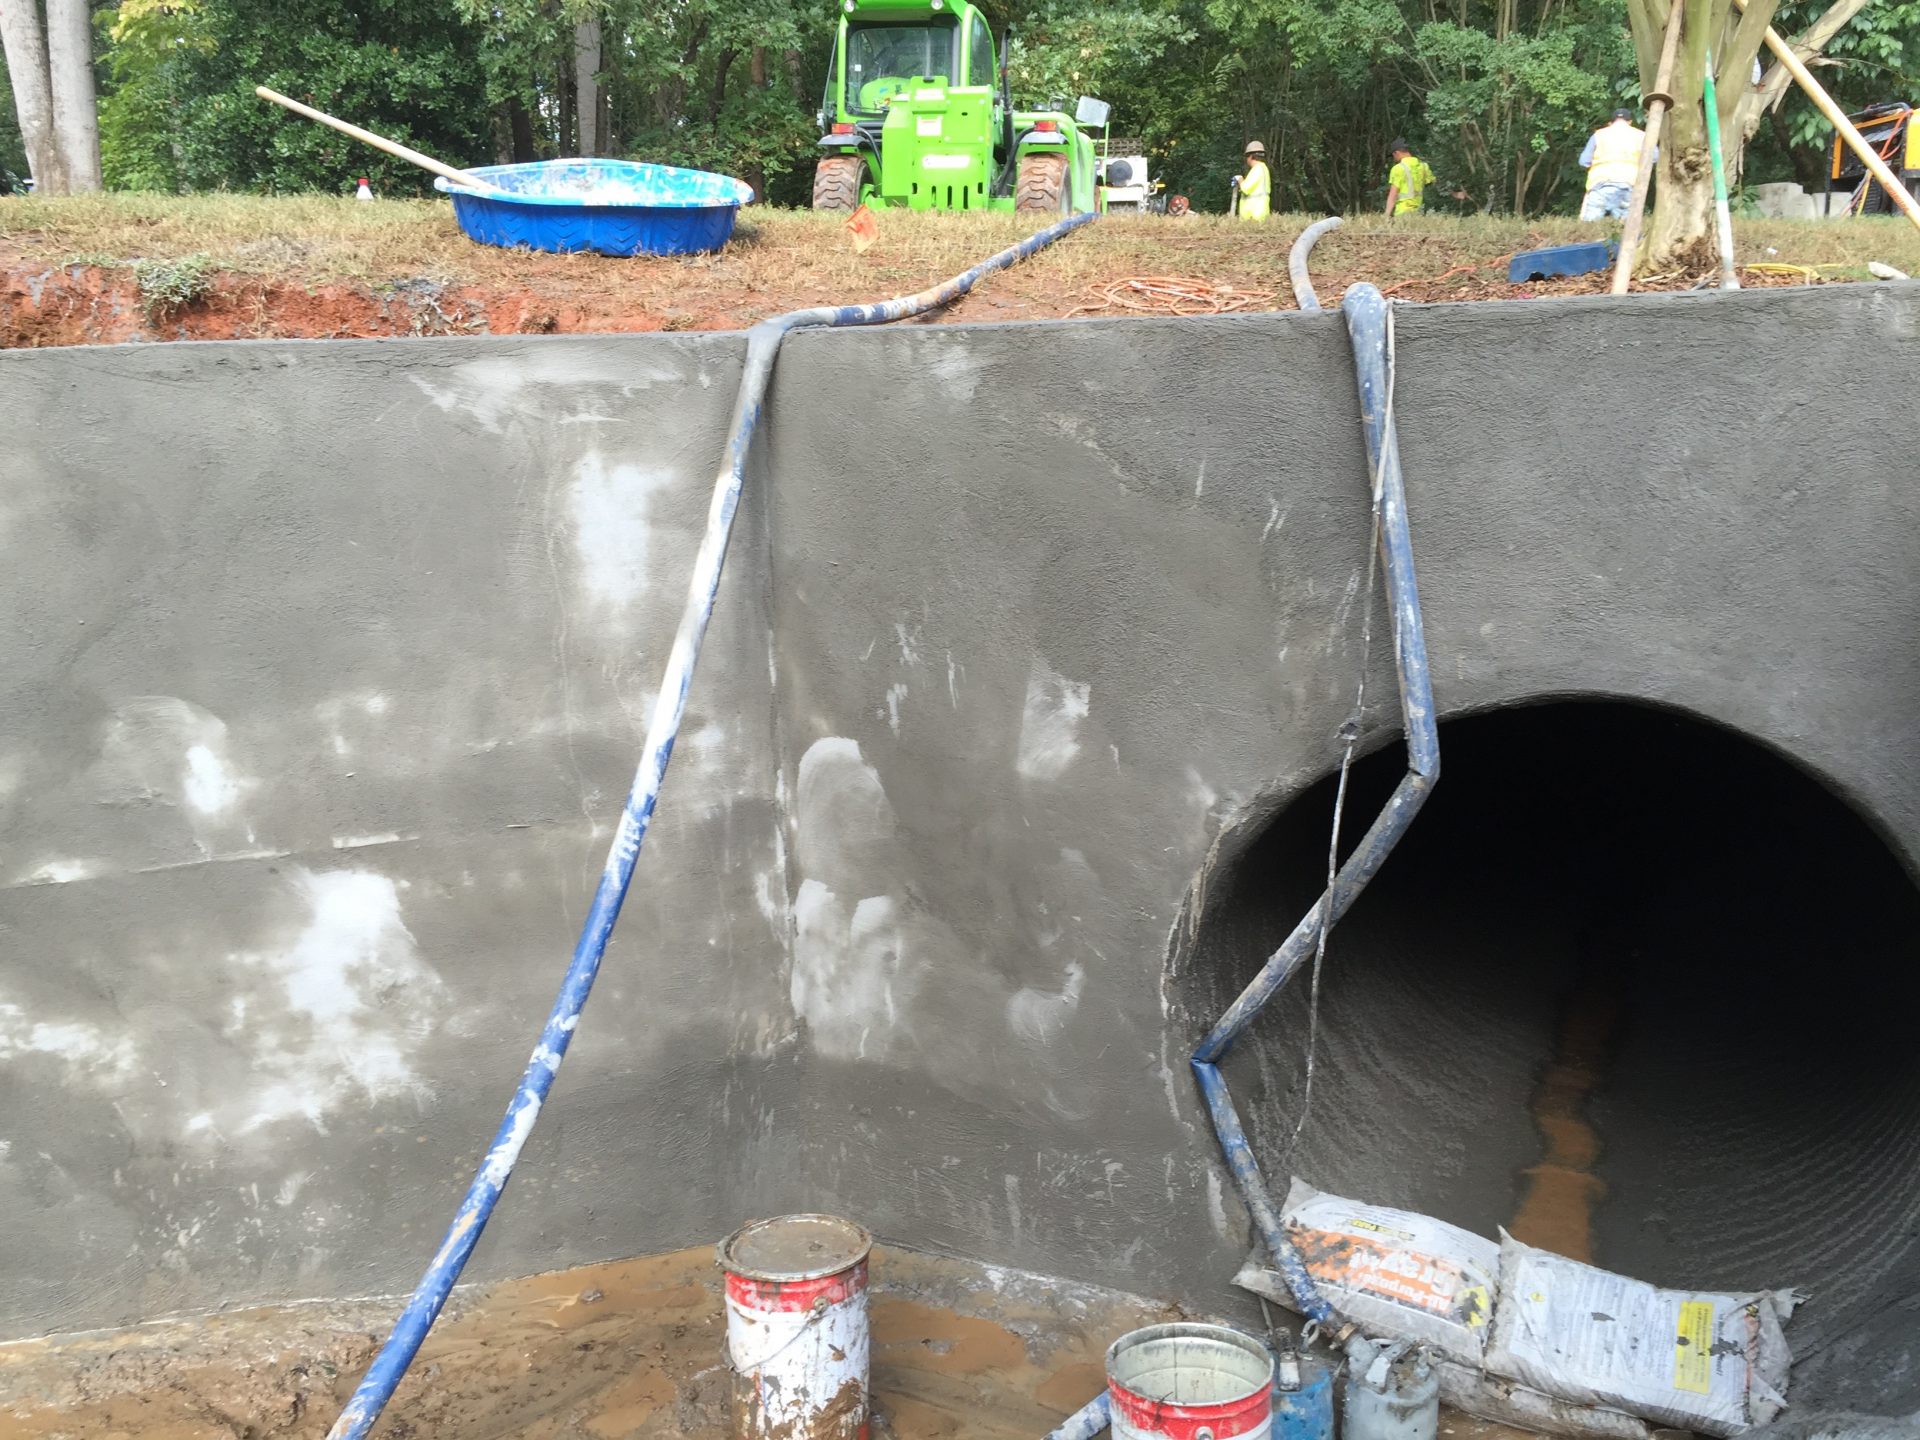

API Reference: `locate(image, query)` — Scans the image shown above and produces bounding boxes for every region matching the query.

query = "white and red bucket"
[1106,1322,1277,1440]
[718,1214,873,1440]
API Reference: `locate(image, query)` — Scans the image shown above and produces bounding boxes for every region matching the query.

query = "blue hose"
[325,210,1096,1440]
[1189,281,1439,1329]
[1044,1391,1112,1440]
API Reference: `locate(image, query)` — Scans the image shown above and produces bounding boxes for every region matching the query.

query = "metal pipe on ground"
[1189,281,1440,1333]
[1611,0,1684,295]
[1732,0,1920,235]
[322,209,1098,1440]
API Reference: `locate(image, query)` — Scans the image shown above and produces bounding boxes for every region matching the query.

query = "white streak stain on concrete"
[408,352,680,434]
[1207,1166,1235,1243]
[885,683,908,736]
[330,833,413,851]
[788,739,915,1062]
[21,859,100,885]
[895,623,922,667]
[569,454,673,625]
[0,1001,137,1082]
[1007,961,1085,1044]
[182,744,241,814]
[1015,662,1090,781]
[226,868,444,1135]
[90,698,259,852]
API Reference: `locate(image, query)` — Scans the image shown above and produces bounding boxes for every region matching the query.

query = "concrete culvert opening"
[1182,700,1920,1411]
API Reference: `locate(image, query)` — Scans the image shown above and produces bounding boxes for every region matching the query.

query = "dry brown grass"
[3,193,1915,288]
[1,193,1915,346]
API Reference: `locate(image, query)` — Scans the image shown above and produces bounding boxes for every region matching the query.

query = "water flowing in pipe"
[326,210,1098,1440]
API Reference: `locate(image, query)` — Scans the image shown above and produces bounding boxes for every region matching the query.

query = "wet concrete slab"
[0,1243,1536,1440]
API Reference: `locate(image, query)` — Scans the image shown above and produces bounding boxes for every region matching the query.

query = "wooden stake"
[1611,0,1685,295]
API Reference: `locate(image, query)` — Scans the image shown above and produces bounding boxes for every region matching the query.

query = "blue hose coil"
[1189,281,1439,1330]
[326,210,1096,1440]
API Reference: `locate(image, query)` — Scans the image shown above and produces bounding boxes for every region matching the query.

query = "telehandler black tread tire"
[1015,152,1068,214]
[813,155,864,211]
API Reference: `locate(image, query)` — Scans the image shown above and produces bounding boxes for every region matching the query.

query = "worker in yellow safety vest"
[1232,140,1272,222]
[1580,109,1653,221]
[1384,140,1436,217]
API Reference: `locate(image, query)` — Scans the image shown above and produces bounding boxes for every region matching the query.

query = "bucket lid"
[718,1214,872,1282]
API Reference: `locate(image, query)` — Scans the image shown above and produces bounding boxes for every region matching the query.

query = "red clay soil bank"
[0,250,1829,346]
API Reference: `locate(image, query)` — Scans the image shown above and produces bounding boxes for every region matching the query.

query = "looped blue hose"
[1189,280,1439,1332]
[326,210,1096,1440]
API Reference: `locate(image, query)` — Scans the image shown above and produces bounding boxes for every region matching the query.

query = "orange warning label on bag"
[1290,1225,1488,1326]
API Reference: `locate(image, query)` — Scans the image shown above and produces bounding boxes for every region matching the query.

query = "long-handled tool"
[253,86,488,191]
[1731,0,1920,235]
[1611,0,1683,295]
[1703,54,1741,290]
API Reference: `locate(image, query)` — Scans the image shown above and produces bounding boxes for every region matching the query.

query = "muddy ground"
[0,1244,1534,1440]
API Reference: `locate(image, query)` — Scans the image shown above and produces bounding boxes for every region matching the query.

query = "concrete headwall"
[3,284,1917,1406]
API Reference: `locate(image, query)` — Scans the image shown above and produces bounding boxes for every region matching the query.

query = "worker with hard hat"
[1579,108,1653,220]
[1232,140,1272,222]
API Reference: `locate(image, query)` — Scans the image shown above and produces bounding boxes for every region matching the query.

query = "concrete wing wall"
[0,335,798,1336]
[760,286,1920,1407]
[2,285,1918,1409]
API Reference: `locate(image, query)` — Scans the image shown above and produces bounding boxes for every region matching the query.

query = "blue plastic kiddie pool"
[435,159,754,257]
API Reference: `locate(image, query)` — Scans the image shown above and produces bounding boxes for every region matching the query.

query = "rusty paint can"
[719,1214,873,1440]
[1106,1322,1276,1440]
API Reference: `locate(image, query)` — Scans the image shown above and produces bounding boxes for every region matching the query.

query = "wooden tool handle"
[254,86,488,191]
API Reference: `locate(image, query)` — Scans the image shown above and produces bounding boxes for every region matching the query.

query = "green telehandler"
[811,0,1107,214]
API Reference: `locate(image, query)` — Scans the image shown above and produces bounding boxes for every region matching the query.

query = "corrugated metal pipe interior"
[1180,699,1920,1410]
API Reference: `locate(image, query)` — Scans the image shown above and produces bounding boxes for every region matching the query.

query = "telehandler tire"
[1015,152,1068,214]
[813,155,864,211]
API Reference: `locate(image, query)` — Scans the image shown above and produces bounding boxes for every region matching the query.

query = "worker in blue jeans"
[1579,110,1655,220]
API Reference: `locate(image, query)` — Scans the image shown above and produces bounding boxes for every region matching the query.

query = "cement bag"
[1241,1179,1499,1366]
[1235,1246,1652,1440]
[1485,1232,1798,1437]
[1432,1358,1650,1440]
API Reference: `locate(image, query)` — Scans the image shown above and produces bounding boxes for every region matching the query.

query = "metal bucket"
[1106,1322,1276,1440]
[718,1214,873,1440]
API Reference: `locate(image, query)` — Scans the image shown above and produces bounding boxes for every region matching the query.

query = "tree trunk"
[1640,0,1778,270]
[1646,141,1718,270]
[574,14,602,157]
[741,47,767,200]
[507,96,536,163]
[708,48,735,125]
[0,0,65,193]
[560,60,576,156]
[43,0,98,192]
[783,48,806,104]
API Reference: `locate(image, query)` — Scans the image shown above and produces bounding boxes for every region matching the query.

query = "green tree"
[96,0,490,194]
[1414,3,1630,214]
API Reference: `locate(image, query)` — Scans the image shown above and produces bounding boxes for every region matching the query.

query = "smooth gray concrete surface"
[2,282,1917,1409]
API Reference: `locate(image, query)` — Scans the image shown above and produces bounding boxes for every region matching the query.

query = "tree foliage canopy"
[0,0,1903,211]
